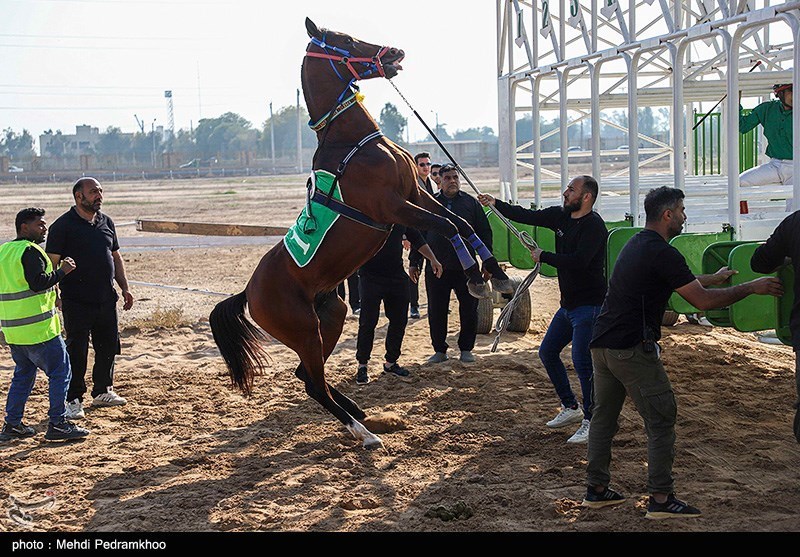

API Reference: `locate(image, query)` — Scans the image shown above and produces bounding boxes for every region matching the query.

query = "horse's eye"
[344,38,353,45]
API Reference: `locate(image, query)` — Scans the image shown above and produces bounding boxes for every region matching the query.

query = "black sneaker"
[581,486,627,508]
[383,362,410,377]
[645,494,702,519]
[0,421,36,442]
[45,420,90,441]
[410,307,421,319]
[356,365,369,385]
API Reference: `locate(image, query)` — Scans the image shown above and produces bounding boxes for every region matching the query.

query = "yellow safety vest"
[0,240,61,345]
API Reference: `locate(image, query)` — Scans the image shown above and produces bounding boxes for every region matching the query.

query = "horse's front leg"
[391,199,492,299]
[410,193,514,294]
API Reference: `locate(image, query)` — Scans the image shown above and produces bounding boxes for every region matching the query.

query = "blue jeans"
[5,336,71,425]
[538,305,600,419]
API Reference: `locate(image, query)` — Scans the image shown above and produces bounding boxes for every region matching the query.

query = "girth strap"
[310,188,391,232]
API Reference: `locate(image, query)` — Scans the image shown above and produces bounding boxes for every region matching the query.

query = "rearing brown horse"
[210,18,512,450]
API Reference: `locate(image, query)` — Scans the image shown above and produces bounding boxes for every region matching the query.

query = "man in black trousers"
[415,164,494,364]
[355,226,442,384]
[46,177,133,420]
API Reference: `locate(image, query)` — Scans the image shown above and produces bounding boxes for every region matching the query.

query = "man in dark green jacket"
[739,83,793,187]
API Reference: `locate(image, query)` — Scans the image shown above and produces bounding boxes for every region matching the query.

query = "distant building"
[39,125,100,157]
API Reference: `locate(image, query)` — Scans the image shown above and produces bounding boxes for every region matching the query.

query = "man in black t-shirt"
[46,178,134,420]
[583,186,782,519]
[478,176,607,445]
[355,225,442,385]
[750,211,800,443]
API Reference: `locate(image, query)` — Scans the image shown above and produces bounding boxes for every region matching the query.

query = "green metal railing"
[692,110,759,175]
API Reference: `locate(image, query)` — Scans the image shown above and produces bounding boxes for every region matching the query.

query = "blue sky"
[0,0,500,147]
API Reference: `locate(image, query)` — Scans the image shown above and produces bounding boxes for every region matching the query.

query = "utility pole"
[270,101,276,174]
[151,119,157,168]
[164,90,175,153]
[296,89,303,174]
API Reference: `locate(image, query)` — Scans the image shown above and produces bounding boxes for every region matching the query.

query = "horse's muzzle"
[382,48,405,78]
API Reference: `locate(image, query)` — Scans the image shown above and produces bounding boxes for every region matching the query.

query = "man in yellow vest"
[0,208,90,442]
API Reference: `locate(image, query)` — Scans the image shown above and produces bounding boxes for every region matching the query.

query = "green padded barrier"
[776,264,794,346]
[484,207,510,263]
[668,231,734,315]
[535,226,558,277]
[701,241,754,327]
[508,219,537,270]
[605,227,643,283]
[726,242,777,332]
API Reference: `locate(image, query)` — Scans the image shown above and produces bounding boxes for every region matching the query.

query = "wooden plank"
[136,219,288,237]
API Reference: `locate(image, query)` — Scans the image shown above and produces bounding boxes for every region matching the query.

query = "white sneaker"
[567,419,591,444]
[546,404,584,428]
[92,390,127,407]
[64,399,85,420]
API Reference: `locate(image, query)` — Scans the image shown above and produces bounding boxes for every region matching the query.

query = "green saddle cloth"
[283,170,343,268]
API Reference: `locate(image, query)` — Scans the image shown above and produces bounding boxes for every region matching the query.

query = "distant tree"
[196,112,257,159]
[378,102,407,143]
[172,128,196,155]
[640,107,656,138]
[41,129,68,159]
[95,126,131,157]
[261,105,316,158]
[130,131,163,166]
[423,124,452,142]
[453,126,497,141]
[1,128,36,161]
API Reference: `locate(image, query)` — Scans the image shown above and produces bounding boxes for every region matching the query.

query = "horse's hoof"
[491,278,515,294]
[468,281,492,299]
[363,437,384,451]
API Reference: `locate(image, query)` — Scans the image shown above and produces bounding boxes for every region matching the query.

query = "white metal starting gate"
[497,0,800,236]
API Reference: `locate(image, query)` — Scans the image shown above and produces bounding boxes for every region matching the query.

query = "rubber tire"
[506,278,532,333]
[476,296,494,335]
[662,310,680,327]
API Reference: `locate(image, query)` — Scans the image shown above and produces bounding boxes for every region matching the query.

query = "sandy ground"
[0,173,798,533]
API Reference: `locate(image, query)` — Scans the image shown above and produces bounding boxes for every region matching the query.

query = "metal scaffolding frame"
[497,0,800,234]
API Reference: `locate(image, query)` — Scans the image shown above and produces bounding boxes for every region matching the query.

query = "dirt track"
[0,174,798,532]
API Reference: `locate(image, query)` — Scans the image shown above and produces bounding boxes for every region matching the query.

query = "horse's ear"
[306,18,322,39]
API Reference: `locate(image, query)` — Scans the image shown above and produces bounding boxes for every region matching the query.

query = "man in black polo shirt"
[583,186,782,519]
[46,177,134,420]
[417,164,494,364]
[355,225,442,384]
[478,175,607,445]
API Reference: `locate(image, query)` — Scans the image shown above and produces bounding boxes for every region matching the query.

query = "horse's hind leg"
[289,293,381,449]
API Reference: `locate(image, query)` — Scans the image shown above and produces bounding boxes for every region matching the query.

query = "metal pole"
[270,101,276,174]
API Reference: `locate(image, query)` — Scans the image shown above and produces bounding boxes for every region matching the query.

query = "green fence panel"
[484,208,510,263]
[776,264,794,346]
[605,227,643,283]
[693,112,722,175]
[701,241,755,327]
[739,108,759,173]
[727,243,778,332]
[508,219,537,270]
[535,226,558,277]
[668,231,733,314]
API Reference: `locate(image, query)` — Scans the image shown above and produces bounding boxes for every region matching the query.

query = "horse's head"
[305,18,405,81]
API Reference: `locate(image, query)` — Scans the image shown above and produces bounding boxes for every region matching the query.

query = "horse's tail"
[209,291,268,396]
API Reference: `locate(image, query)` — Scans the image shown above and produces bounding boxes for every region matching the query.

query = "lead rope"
[387,78,540,351]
